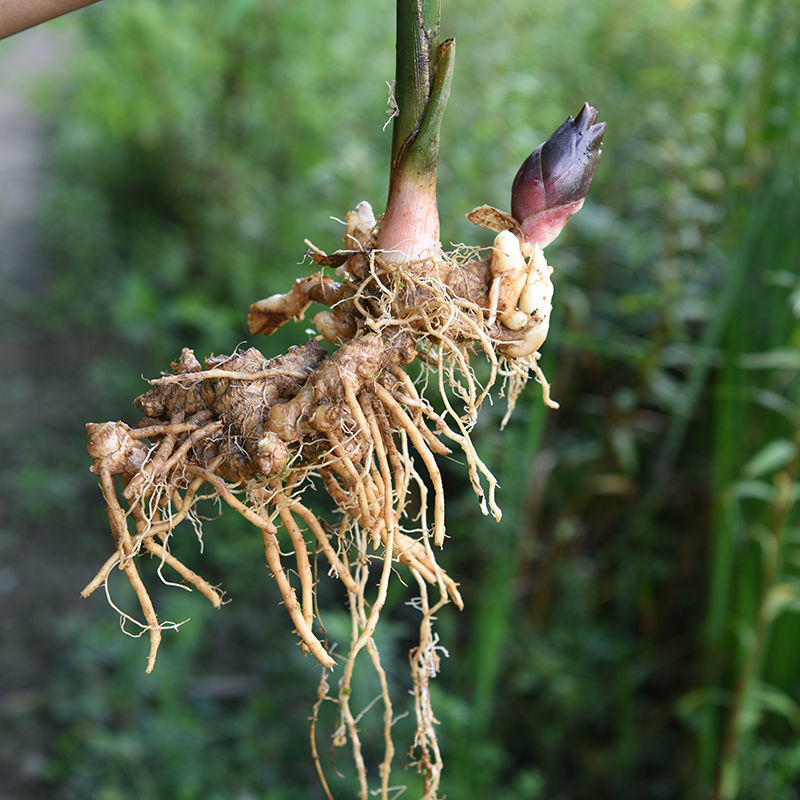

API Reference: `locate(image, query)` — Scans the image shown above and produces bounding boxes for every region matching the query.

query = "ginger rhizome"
[83,103,605,799]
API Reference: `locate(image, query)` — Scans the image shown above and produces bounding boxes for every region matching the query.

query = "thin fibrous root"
[187,465,334,668]
[374,382,446,547]
[409,574,447,798]
[262,526,335,669]
[141,537,224,608]
[276,501,315,629]
[99,466,163,672]
[275,492,360,595]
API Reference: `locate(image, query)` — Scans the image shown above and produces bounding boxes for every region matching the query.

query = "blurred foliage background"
[2,0,800,797]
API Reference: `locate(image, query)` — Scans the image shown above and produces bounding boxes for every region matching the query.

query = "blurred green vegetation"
[4,0,800,797]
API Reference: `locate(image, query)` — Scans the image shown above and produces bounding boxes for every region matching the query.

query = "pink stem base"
[377,171,441,262]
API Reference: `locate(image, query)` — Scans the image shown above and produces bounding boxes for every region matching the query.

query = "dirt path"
[0,28,66,297]
[0,26,85,799]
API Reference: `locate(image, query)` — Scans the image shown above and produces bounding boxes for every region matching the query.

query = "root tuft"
[85,200,559,796]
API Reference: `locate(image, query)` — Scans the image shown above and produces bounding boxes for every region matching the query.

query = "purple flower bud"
[511,103,605,248]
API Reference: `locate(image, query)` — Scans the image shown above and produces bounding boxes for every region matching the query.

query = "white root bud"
[344,200,377,249]
[501,245,554,358]
[312,310,357,344]
[519,245,551,315]
[491,230,529,328]
[489,229,525,275]
[502,310,528,331]
[501,315,550,358]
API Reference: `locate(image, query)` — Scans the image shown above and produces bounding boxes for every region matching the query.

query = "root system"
[83,200,558,799]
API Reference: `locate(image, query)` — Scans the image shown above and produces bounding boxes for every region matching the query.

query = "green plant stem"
[408,38,455,175]
[390,0,441,167]
[378,0,454,258]
[697,168,797,791]
[712,413,800,800]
